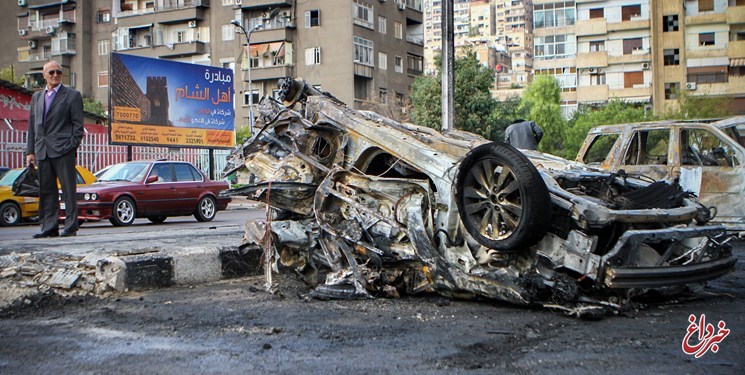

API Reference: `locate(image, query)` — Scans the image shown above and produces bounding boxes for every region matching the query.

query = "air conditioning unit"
[28,40,36,48]
[188,20,197,28]
[18,29,27,36]
[18,0,27,6]
[45,25,56,34]
[588,68,596,73]
[642,62,650,70]
[397,2,406,10]
[686,82,697,91]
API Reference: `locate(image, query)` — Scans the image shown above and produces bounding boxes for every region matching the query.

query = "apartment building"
[534,0,745,118]
[423,1,532,92]
[13,0,424,129]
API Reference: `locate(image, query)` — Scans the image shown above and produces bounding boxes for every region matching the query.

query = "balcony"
[121,41,208,59]
[117,0,208,26]
[251,27,295,44]
[354,63,373,78]
[729,40,745,59]
[576,19,606,36]
[247,65,294,81]
[406,34,424,46]
[686,12,726,26]
[576,51,608,69]
[609,86,652,100]
[607,18,649,32]
[577,84,609,103]
[728,6,745,25]
[609,51,651,64]
[239,0,292,10]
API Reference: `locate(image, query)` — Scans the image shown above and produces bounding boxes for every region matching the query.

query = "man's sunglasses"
[46,70,63,76]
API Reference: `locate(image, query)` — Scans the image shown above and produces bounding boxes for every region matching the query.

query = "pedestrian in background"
[504,119,544,150]
[25,61,84,238]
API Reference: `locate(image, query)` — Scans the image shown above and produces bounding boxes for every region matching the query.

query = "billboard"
[109,53,235,149]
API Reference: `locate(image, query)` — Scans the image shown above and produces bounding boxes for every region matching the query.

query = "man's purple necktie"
[44,90,56,117]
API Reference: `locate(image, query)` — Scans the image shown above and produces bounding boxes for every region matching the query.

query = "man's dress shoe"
[33,230,59,238]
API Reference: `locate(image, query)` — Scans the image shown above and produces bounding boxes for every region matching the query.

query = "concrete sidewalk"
[0,203,263,308]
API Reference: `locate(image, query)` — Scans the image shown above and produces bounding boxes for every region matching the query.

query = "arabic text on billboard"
[109,53,235,148]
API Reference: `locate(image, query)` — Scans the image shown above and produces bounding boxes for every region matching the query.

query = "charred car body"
[223,78,737,316]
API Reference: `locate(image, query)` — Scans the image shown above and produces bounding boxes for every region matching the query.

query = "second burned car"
[223,78,738,316]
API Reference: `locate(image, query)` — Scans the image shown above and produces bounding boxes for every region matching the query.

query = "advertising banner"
[109,52,235,149]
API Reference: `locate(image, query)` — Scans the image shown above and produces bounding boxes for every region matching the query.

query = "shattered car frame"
[223,78,737,315]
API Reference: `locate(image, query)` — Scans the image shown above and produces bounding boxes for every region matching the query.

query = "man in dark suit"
[25,61,84,238]
[504,119,544,151]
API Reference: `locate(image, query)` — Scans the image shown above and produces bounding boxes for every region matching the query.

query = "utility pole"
[441,0,455,132]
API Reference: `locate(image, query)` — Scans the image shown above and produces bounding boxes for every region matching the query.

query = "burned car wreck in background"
[223,78,738,316]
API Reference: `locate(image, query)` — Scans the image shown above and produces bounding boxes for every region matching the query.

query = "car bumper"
[59,202,113,222]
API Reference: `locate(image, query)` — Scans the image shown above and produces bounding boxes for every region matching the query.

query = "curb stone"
[96,245,261,292]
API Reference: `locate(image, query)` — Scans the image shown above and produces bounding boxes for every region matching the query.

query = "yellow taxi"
[0,166,96,226]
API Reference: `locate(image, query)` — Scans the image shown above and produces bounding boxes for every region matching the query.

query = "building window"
[379,88,387,103]
[590,73,606,85]
[250,56,259,69]
[98,40,110,55]
[688,66,728,84]
[305,10,321,28]
[378,52,387,70]
[98,71,109,87]
[664,82,679,100]
[305,47,321,65]
[533,2,576,29]
[353,0,374,29]
[395,56,403,73]
[624,71,643,88]
[243,90,260,106]
[407,54,423,75]
[664,49,680,65]
[622,38,643,55]
[535,34,576,60]
[621,5,642,21]
[589,41,604,52]
[222,25,234,41]
[663,15,679,32]
[378,16,386,34]
[698,0,714,12]
[624,129,669,165]
[394,22,403,39]
[97,9,111,23]
[699,32,715,46]
[589,8,603,19]
[354,36,374,66]
[536,67,577,91]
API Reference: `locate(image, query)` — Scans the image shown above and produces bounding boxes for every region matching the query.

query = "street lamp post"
[231,20,263,134]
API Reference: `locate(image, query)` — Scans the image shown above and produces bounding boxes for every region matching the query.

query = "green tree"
[235,125,253,144]
[0,65,25,85]
[410,51,497,139]
[564,99,652,159]
[660,91,734,120]
[83,97,106,117]
[487,95,527,142]
[519,75,564,155]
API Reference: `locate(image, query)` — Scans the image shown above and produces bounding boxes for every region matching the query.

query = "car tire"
[148,216,167,224]
[0,202,21,227]
[194,196,217,222]
[455,142,551,251]
[109,197,136,226]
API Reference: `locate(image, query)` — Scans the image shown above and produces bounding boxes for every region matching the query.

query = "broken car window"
[682,129,739,167]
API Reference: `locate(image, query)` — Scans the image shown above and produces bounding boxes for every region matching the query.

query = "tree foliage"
[661,91,734,120]
[564,99,652,159]
[410,51,498,139]
[0,65,25,85]
[519,75,565,155]
[83,97,106,118]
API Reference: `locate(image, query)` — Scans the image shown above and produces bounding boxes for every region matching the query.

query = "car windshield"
[97,163,149,182]
[0,169,23,187]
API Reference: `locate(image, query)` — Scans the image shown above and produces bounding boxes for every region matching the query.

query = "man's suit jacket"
[25,84,84,160]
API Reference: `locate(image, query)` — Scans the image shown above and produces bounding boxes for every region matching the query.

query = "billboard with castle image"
[109,53,235,149]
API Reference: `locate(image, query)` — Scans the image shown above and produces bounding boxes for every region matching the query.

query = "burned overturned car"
[223,78,738,316]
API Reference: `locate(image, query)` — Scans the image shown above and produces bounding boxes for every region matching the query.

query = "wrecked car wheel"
[455,142,551,251]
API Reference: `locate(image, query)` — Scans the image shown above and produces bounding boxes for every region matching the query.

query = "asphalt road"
[0,243,743,373]
[0,207,261,242]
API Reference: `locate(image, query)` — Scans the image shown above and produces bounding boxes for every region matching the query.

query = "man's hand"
[26,154,36,166]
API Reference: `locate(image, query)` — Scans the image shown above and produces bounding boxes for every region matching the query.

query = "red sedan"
[65,160,231,226]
